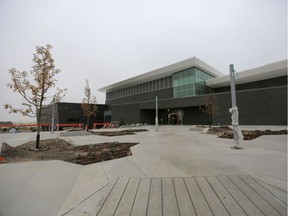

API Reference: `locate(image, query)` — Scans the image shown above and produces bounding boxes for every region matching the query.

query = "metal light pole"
[230,64,243,149]
[229,64,238,142]
[51,97,55,133]
[155,96,159,131]
[230,65,237,108]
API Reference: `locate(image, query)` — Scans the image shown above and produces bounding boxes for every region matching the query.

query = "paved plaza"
[0,125,287,216]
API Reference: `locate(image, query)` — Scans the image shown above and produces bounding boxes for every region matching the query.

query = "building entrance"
[168,109,183,125]
[140,109,183,125]
[168,113,178,125]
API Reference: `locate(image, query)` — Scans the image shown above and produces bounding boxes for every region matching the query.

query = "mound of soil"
[1,139,138,165]
[91,129,148,136]
[242,129,287,140]
[207,127,287,140]
[206,126,233,134]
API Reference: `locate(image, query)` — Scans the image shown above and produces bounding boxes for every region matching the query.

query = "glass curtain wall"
[172,67,214,98]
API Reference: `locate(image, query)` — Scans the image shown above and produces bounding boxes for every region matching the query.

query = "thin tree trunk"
[36,131,40,149]
[36,116,41,149]
[86,116,90,131]
[36,108,42,149]
[209,114,213,128]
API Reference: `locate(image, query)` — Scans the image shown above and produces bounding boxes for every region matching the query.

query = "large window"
[106,67,213,100]
[106,76,172,100]
[172,67,214,98]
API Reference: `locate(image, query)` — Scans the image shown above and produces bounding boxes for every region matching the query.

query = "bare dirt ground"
[91,129,148,136]
[207,126,287,140]
[0,129,147,165]
[1,140,138,165]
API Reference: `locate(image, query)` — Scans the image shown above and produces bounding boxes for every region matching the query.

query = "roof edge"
[206,59,288,88]
[99,57,224,93]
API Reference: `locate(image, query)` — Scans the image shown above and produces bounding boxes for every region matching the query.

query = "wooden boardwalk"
[65,175,287,216]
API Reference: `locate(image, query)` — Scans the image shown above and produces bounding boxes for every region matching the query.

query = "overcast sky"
[0,0,287,123]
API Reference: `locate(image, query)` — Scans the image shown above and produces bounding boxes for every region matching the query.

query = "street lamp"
[51,97,55,133]
[229,64,243,149]
[155,96,159,131]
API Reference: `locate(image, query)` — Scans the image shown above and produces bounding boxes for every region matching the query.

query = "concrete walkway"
[0,125,287,216]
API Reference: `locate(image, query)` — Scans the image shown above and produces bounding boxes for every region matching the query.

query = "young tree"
[201,89,219,128]
[81,79,97,131]
[4,44,66,149]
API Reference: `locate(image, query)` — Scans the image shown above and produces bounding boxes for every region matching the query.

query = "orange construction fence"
[93,122,110,129]
[56,123,84,131]
[10,123,50,127]
[0,124,13,128]
[1,123,51,131]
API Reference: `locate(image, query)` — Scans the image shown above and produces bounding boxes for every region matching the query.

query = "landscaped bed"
[207,126,287,140]
[1,139,138,165]
[90,129,148,136]
[0,129,148,165]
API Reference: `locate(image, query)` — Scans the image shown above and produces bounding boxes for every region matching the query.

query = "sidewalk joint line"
[129,178,141,216]
[100,162,110,182]
[205,176,230,215]
[215,176,248,216]
[145,178,152,216]
[227,175,266,216]
[195,177,215,216]
[172,177,181,216]
[113,177,131,215]
[126,157,146,177]
[96,178,119,216]
[238,175,283,215]
[250,176,288,206]
[183,177,198,216]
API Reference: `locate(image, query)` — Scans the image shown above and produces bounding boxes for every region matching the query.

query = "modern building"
[41,102,110,130]
[99,57,287,125]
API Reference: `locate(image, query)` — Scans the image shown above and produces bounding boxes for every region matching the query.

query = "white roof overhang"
[99,57,224,93]
[205,59,287,88]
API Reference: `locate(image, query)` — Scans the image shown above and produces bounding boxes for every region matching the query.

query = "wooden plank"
[184,177,213,216]
[218,176,264,216]
[114,178,140,216]
[173,178,196,216]
[196,176,229,216]
[97,177,129,216]
[162,178,179,216]
[147,178,162,216]
[206,176,246,216]
[130,178,151,216]
[229,176,282,216]
[240,175,287,216]
[65,179,117,216]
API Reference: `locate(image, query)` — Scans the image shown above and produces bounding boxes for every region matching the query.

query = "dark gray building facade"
[42,102,110,129]
[99,57,287,126]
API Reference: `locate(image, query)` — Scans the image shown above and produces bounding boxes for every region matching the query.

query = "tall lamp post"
[155,96,159,131]
[51,97,55,133]
[230,64,238,141]
[229,64,243,149]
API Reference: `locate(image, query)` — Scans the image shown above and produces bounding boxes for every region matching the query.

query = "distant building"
[99,57,287,125]
[41,102,110,130]
[0,121,13,129]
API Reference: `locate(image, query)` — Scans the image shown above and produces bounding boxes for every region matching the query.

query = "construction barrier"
[12,123,50,127]
[1,123,112,131]
[0,124,13,128]
[56,123,84,131]
[93,122,110,129]
[0,123,51,128]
